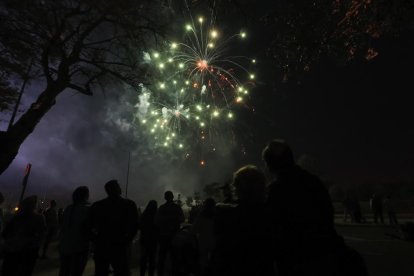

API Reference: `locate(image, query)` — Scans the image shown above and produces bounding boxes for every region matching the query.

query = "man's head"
[164,191,174,202]
[232,165,266,204]
[105,179,122,197]
[262,139,294,173]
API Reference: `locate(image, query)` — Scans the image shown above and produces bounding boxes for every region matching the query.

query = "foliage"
[0,0,170,174]
[195,0,414,81]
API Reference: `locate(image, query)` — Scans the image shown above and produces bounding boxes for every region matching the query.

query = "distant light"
[14,207,19,212]
[200,122,205,127]
[198,17,204,23]
[159,63,164,68]
[171,43,177,49]
[142,119,147,124]
[173,80,177,84]
[228,113,233,118]
[153,52,159,58]
[213,110,219,117]
[252,59,256,63]
[236,97,243,103]
[250,74,255,79]
[208,43,214,48]
[240,32,246,38]
[186,24,192,31]
[160,83,165,89]
[179,144,183,148]
[196,105,202,111]
[211,30,218,38]
[200,160,205,166]
[168,58,173,63]
[164,142,168,147]
[244,90,248,95]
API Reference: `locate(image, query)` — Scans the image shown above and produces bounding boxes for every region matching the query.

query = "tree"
[203,0,414,80]
[0,0,169,174]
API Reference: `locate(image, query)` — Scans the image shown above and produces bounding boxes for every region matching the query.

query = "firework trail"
[136,14,257,163]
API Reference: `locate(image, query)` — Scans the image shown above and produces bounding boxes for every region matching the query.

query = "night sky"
[0,1,413,206]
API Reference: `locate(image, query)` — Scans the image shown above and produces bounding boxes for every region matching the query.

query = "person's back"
[156,200,184,238]
[59,186,91,276]
[44,205,58,228]
[267,165,338,258]
[89,196,138,246]
[263,140,349,275]
[60,204,90,247]
[139,200,158,276]
[2,196,46,276]
[212,166,274,276]
[155,191,185,276]
[3,209,46,252]
[87,180,139,276]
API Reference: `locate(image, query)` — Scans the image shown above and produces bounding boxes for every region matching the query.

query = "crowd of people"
[0,140,370,276]
[341,192,399,225]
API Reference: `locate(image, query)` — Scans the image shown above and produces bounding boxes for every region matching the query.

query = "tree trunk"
[0,84,63,175]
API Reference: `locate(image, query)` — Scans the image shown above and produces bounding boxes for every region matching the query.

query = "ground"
[32,217,414,276]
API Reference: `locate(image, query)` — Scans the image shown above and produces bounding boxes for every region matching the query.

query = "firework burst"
[136,15,256,158]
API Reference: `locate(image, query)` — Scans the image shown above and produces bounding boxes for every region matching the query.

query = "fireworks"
[136,15,256,156]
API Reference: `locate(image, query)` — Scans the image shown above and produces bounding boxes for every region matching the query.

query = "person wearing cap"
[87,180,139,276]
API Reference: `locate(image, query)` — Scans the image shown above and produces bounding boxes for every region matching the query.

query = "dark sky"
[0,2,413,206]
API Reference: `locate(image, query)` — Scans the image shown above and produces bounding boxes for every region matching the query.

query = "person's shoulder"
[122,198,137,208]
[90,198,108,209]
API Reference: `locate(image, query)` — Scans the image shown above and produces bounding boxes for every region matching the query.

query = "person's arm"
[84,203,97,242]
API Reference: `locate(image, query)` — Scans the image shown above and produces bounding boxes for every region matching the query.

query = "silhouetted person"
[188,204,201,225]
[1,196,46,276]
[263,140,344,275]
[0,192,4,227]
[342,196,353,222]
[192,198,216,276]
[59,186,91,276]
[41,199,58,259]
[383,195,398,225]
[155,191,185,276]
[87,180,139,276]
[212,165,274,276]
[139,200,158,276]
[58,207,64,227]
[370,193,384,224]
